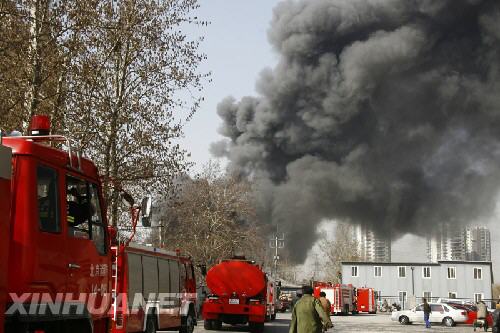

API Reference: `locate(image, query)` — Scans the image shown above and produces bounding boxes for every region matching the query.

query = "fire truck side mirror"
[121,191,135,207]
[141,197,152,227]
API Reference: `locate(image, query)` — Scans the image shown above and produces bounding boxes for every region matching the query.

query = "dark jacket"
[289,295,332,333]
[423,303,431,314]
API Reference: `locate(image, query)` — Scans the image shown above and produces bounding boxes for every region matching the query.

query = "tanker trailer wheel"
[204,320,213,330]
[180,310,195,333]
[249,322,264,333]
[213,320,222,330]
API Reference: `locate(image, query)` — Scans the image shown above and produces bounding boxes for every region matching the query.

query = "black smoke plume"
[212,0,500,262]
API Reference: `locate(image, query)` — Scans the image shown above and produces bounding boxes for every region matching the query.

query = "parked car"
[391,303,468,327]
[444,303,493,327]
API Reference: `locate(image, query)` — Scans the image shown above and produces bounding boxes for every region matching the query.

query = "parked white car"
[391,303,468,327]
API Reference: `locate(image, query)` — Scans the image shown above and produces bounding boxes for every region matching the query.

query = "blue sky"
[181,0,281,172]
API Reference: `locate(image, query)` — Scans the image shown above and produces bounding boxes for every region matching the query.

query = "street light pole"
[411,266,415,296]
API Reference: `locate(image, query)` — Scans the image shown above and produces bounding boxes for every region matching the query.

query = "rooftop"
[341,260,492,266]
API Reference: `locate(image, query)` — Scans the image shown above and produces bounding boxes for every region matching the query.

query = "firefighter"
[318,291,331,316]
[289,286,333,333]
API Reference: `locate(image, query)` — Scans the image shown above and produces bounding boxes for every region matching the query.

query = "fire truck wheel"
[145,315,158,333]
[180,312,195,333]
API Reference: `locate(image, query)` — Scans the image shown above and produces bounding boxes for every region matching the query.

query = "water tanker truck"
[202,258,270,333]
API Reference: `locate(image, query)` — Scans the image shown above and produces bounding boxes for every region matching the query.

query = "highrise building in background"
[426,225,491,262]
[351,225,391,262]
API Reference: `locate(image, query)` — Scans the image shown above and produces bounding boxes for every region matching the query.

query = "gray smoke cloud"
[212,0,500,263]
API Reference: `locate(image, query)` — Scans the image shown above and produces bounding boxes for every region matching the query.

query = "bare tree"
[153,162,267,269]
[319,223,361,283]
[0,0,209,227]
[493,284,500,302]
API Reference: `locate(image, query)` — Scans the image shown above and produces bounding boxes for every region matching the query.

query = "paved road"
[191,312,485,333]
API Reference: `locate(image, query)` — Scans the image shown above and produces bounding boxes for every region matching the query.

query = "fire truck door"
[65,176,109,309]
[31,165,68,296]
[0,145,11,333]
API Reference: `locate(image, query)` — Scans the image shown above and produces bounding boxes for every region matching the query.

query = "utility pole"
[269,231,285,277]
[312,254,320,281]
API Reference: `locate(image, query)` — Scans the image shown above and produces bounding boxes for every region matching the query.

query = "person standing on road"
[423,298,432,329]
[289,286,333,333]
[319,291,331,316]
[477,300,488,320]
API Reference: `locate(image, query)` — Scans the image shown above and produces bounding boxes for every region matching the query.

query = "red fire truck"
[111,242,197,333]
[0,141,12,333]
[202,258,271,333]
[265,279,279,321]
[314,283,356,315]
[2,116,112,332]
[356,288,376,314]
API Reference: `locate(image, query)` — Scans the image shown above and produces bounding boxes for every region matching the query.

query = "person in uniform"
[318,291,331,316]
[289,286,333,333]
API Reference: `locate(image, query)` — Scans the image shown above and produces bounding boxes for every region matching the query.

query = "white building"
[342,261,494,309]
[427,225,491,262]
[351,225,391,262]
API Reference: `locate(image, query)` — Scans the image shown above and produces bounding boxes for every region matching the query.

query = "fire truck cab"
[0,142,12,333]
[3,117,111,332]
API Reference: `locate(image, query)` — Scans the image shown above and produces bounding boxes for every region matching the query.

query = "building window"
[423,291,432,301]
[398,266,406,278]
[448,292,457,299]
[422,266,431,278]
[351,266,358,277]
[474,267,482,280]
[374,266,382,277]
[474,293,484,303]
[447,267,456,279]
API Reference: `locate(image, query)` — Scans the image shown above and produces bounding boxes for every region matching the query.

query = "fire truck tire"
[180,312,195,333]
[144,315,158,333]
[204,320,212,330]
[249,322,264,333]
